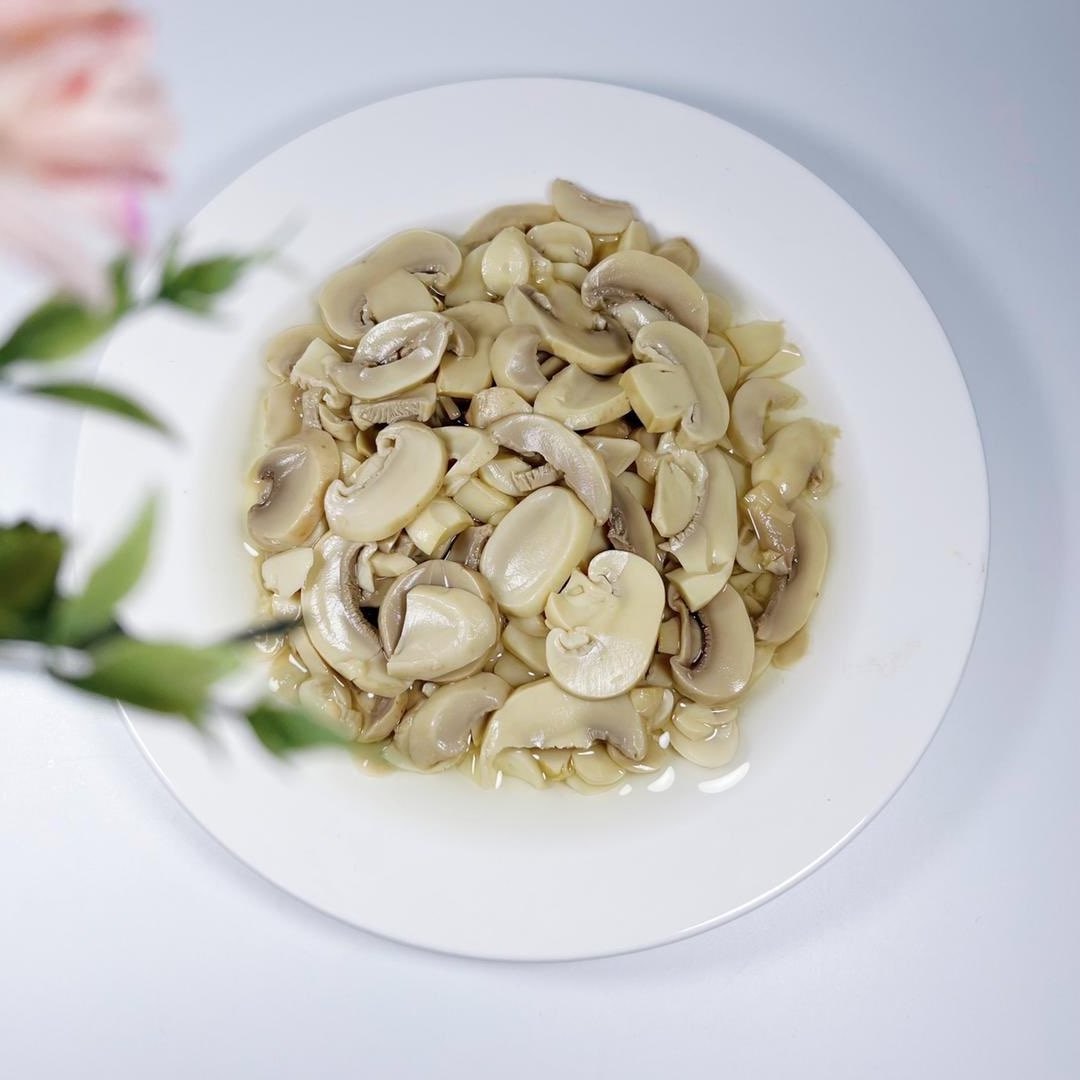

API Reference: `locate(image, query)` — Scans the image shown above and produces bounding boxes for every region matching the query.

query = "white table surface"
[2,1,1078,1076]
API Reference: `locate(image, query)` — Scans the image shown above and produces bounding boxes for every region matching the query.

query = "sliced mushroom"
[608,299,668,339]
[501,618,550,674]
[481,227,550,296]
[725,320,785,369]
[668,706,740,768]
[479,486,594,617]
[443,243,491,306]
[477,677,645,785]
[438,300,508,398]
[633,321,729,448]
[545,550,665,699]
[539,280,606,331]
[550,179,633,235]
[302,533,407,696]
[318,230,461,345]
[663,447,738,577]
[488,413,612,523]
[550,261,588,288]
[533,364,630,430]
[617,220,652,253]
[446,524,494,570]
[583,435,640,476]
[706,293,733,333]
[261,547,314,601]
[290,338,346,398]
[666,567,731,612]
[619,362,695,433]
[349,383,438,428]
[261,381,301,445]
[608,474,659,567]
[385,585,498,681]
[652,451,705,538]
[710,339,741,398]
[653,237,699,275]
[465,387,532,428]
[264,324,326,378]
[479,453,546,495]
[331,312,450,402]
[582,251,709,338]
[670,585,755,705]
[568,748,626,790]
[728,378,802,461]
[323,421,446,542]
[744,481,796,575]
[394,673,510,769]
[434,425,498,495]
[404,497,473,555]
[617,470,654,512]
[489,325,548,402]
[248,429,340,552]
[751,419,833,502]
[756,499,828,644]
[365,268,439,321]
[461,202,557,247]
[450,477,516,523]
[746,343,803,381]
[526,221,593,265]
[503,285,631,376]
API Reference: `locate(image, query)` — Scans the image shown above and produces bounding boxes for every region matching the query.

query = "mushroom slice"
[480,227,550,297]
[710,339,741,398]
[434,425,498,495]
[583,436,640,476]
[443,243,490,306]
[478,678,645,785]
[668,707,740,768]
[619,362,695,433]
[663,447,738,577]
[743,481,797,575]
[446,524,493,570]
[666,567,731,612]
[438,300,508,398]
[261,548,314,601]
[551,262,588,288]
[725,320,785,369]
[545,550,665,699]
[533,365,630,430]
[248,429,339,552]
[465,387,532,429]
[706,293,733,333]
[653,237,699,275]
[751,419,834,501]
[652,451,705,538]
[331,312,450,402]
[728,378,803,461]
[318,230,461,344]
[385,585,498,682]
[479,453,542,495]
[526,221,593,265]
[489,325,548,402]
[756,499,828,644]
[394,673,510,769]
[501,618,550,675]
[323,421,446,542]
[479,486,594,617]
[608,474,659,567]
[301,533,407,697]
[617,220,652,253]
[503,285,631,376]
[365,269,438,322]
[451,478,516,523]
[608,299,668,339]
[404,497,473,556]
[670,585,755,705]
[488,413,612,523]
[349,383,438,429]
[461,203,557,247]
[582,251,709,338]
[550,179,634,235]
[261,381,301,445]
[264,324,326,378]
[633,321,730,448]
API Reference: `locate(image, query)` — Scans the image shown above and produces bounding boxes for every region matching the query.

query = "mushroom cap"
[248,429,339,552]
[581,250,709,338]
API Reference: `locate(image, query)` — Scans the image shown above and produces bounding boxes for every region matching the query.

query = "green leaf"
[0,523,65,640]
[244,699,352,757]
[23,381,171,435]
[51,499,157,646]
[158,251,266,313]
[55,636,241,722]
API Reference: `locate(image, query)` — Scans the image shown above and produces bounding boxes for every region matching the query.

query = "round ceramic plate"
[73,79,987,961]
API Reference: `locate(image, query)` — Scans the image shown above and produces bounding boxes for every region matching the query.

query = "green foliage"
[23,382,170,436]
[0,523,65,641]
[244,699,353,756]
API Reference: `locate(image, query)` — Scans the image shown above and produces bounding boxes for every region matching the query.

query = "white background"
[2,1,1078,1076]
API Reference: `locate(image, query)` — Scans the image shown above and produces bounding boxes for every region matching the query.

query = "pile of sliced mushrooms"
[247,180,833,793]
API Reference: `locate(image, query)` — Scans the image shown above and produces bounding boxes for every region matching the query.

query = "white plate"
[73,79,987,961]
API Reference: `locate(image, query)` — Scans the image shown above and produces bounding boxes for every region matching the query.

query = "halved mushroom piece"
[526,221,593,265]
[434,425,498,495]
[750,418,833,501]
[477,677,645,786]
[488,412,612,523]
[479,486,594,617]
[583,435,640,476]
[728,377,803,461]
[581,250,709,338]
[503,285,631,376]
[324,421,446,542]
[670,584,755,705]
[619,362,695,433]
[743,481,797,575]
[446,524,494,570]
[264,324,326,378]
[451,477,516,523]
[608,474,659,567]
[301,533,408,697]
[653,237,699,275]
[663,447,739,578]
[480,227,551,297]
[633,321,729,448]
[349,383,438,429]
[330,312,450,402]
[666,567,731,612]
[438,300,508,398]
[404,497,473,556]
[489,325,549,402]
[725,320,785,369]
[465,387,532,429]
[384,585,499,682]
[545,550,665,699]
[461,202,557,247]
[550,179,634,236]
[318,230,462,345]
[756,499,828,645]
[248,429,340,552]
[533,364,630,430]
[393,673,511,769]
